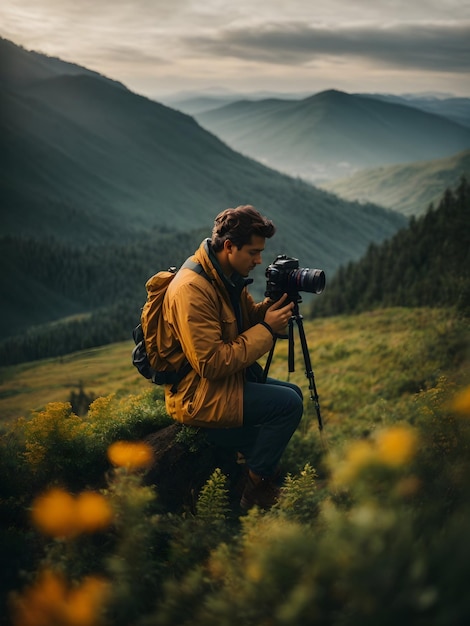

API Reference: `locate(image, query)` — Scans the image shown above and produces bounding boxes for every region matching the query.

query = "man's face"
[227,235,265,277]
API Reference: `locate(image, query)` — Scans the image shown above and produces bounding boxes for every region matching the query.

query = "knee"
[288,387,304,423]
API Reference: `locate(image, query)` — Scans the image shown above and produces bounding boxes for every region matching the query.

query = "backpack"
[132,258,209,391]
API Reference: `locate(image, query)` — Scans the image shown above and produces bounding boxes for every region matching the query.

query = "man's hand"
[264,294,294,335]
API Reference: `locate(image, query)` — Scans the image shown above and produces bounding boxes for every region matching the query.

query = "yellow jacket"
[158,239,273,427]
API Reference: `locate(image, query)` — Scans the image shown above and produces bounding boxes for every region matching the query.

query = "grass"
[0,342,148,423]
[1,306,468,432]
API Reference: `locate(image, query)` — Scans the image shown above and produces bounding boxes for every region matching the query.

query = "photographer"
[160,205,304,510]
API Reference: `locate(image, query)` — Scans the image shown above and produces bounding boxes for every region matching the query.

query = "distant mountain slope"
[161,90,310,116]
[161,94,242,116]
[359,93,470,129]
[195,90,470,183]
[320,150,470,217]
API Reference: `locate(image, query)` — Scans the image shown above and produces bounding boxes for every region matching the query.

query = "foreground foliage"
[1,308,469,625]
[2,379,469,626]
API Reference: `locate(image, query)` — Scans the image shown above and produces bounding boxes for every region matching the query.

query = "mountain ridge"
[195,90,470,183]
[0,36,127,91]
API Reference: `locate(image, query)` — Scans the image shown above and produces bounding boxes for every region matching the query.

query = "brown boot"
[240,470,281,510]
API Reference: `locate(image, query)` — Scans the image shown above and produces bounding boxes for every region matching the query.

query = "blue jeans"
[204,377,303,477]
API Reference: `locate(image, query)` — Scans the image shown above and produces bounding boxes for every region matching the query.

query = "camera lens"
[289,268,325,295]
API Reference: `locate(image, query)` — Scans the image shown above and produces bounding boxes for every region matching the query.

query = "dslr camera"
[265,255,325,303]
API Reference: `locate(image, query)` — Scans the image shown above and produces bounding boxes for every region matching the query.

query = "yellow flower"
[332,440,377,486]
[346,440,376,468]
[451,386,470,416]
[75,492,113,533]
[107,441,154,470]
[31,488,78,539]
[10,569,109,626]
[62,576,110,626]
[375,425,418,467]
[31,489,113,539]
[11,569,66,626]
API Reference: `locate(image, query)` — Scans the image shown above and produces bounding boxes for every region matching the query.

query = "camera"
[265,255,325,302]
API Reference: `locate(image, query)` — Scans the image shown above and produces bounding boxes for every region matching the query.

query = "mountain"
[160,90,312,116]
[0,36,127,90]
[320,150,470,217]
[1,40,403,250]
[358,93,470,129]
[164,88,470,128]
[0,39,406,360]
[195,90,470,183]
[162,94,241,115]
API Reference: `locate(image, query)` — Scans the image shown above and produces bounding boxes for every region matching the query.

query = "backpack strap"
[165,258,211,392]
[180,257,210,282]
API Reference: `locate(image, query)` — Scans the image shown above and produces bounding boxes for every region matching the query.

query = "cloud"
[187,21,470,73]
[1,1,469,95]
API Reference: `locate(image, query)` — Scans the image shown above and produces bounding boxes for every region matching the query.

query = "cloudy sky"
[1,0,469,99]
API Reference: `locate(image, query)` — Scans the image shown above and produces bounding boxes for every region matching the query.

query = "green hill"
[320,150,470,217]
[195,90,470,183]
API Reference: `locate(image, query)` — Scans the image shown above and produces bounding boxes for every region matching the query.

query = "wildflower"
[31,488,78,539]
[375,425,418,467]
[31,489,113,539]
[451,386,470,416]
[62,576,109,626]
[332,439,376,486]
[107,441,153,470]
[75,492,113,533]
[10,569,109,626]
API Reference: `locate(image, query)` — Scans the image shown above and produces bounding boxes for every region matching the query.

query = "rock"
[143,424,247,513]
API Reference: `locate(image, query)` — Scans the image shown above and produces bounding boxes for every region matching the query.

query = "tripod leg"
[262,336,277,383]
[288,318,295,372]
[295,315,323,432]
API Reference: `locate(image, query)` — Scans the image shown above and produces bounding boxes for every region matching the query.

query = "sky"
[1,0,470,99]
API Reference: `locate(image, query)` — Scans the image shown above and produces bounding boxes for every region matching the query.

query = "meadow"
[1,307,466,429]
[1,306,469,625]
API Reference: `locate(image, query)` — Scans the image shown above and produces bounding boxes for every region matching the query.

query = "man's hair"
[211,205,276,252]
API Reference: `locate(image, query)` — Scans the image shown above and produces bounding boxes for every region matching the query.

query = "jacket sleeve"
[167,279,273,381]
[242,288,271,326]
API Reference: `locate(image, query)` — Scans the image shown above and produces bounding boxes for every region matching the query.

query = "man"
[159,205,304,509]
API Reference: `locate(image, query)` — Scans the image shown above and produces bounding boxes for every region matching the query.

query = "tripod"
[262,300,323,431]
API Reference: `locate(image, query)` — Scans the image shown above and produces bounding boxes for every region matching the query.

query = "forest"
[310,177,470,318]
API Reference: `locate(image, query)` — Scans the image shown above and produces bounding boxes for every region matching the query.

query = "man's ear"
[224,239,233,253]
